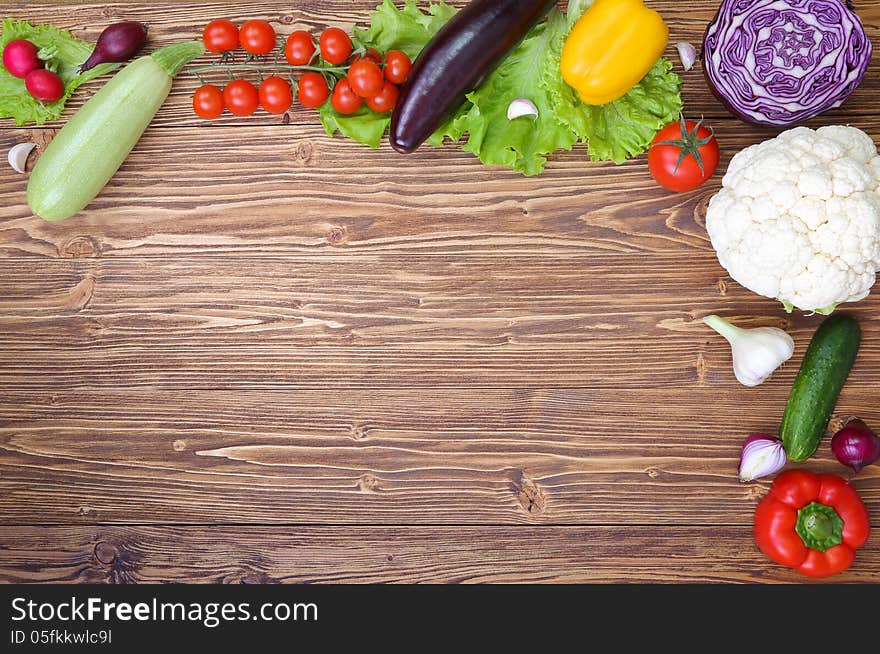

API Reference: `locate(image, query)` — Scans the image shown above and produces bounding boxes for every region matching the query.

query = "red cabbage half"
[703,0,872,126]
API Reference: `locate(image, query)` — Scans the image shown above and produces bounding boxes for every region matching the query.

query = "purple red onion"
[739,434,786,482]
[831,419,880,473]
[80,22,148,72]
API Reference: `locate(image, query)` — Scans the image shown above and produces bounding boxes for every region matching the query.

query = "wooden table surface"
[1,1,879,584]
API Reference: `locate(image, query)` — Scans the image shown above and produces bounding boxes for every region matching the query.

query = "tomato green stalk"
[27,40,205,222]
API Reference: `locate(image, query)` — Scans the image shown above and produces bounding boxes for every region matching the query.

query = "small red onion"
[739,434,786,482]
[80,22,148,72]
[831,419,880,473]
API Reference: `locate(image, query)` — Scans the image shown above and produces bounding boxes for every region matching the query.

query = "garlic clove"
[676,42,697,71]
[507,98,539,121]
[8,142,37,174]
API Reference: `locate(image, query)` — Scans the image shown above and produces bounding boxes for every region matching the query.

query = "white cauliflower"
[705,125,880,313]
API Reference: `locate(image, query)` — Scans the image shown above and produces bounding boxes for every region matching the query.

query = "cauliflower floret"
[705,126,880,313]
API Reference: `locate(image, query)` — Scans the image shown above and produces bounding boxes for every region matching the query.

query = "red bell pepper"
[754,469,870,578]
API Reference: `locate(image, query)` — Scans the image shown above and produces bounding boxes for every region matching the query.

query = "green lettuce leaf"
[354,0,456,60]
[450,8,577,176]
[561,59,684,164]
[320,0,458,148]
[0,18,116,126]
[317,103,392,149]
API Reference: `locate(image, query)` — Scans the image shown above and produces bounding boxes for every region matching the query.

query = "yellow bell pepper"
[561,0,669,105]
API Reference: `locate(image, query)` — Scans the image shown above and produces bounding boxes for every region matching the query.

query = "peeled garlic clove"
[8,143,37,174]
[507,98,538,121]
[676,42,697,71]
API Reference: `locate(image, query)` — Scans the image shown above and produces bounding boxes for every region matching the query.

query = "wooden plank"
[1,525,878,583]
[0,254,878,390]
[3,116,880,258]
[1,387,878,524]
[3,1,878,131]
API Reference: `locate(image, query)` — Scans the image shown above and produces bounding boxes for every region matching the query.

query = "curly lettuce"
[0,18,116,126]
[319,0,683,173]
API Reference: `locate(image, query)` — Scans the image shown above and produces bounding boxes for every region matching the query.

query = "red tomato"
[223,79,259,116]
[297,72,330,109]
[285,30,315,66]
[648,116,719,192]
[192,84,225,119]
[347,60,384,98]
[351,48,382,65]
[24,69,64,102]
[366,81,398,113]
[239,20,276,56]
[259,76,293,114]
[330,78,363,115]
[202,20,239,54]
[319,27,352,65]
[383,50,412,85]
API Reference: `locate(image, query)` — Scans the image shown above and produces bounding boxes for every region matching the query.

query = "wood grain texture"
[1,0,879,583]
[1,526,878,584]
[1,386,878,525]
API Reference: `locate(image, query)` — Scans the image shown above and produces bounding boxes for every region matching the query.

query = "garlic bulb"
[703,314,795,387]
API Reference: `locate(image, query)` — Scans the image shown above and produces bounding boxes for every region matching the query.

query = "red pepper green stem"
[795,502,844,551]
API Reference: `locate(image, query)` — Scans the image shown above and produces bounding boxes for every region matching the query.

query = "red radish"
[2,39,43,79]
[25,69,64,102]
[80,21,148,72]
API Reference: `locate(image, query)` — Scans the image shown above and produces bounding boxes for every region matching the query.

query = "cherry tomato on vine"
[202,19,239,54]
[192,84,225,119]
[648,115,719,192]
[383,50,412,85]
[319,27,352,65]
[239,20,276,56]
[330,78,363,115]
[297,72,330,109]
[259,76,293,114]
[351,48,382,65]
[285,30,315,66]
[347,60,384,98]
[223,79,259,116]
[366,81,399,113]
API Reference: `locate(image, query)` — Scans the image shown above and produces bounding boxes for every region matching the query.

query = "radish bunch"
[2,39,64,102]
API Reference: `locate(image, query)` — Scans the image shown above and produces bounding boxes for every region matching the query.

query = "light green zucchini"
[27,41,204,221]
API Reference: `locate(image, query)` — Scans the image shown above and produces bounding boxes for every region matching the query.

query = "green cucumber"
[781,314,861,462]
[27,41,204,222]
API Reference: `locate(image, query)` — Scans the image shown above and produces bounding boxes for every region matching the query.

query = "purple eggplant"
[390,0,556,154]
[80,22,148,72]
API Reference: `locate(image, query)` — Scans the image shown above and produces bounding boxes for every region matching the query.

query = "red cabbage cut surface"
[703,0,872,126]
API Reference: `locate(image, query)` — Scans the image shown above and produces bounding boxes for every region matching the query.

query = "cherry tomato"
[24,69,64,102]
[347,60,384,98]
[239,20,276,56]
[383,50,412,85]
[330,78,363,115]
[192,84,225,119]
[297,72,330,109]
[202,19,239,54]
[285,30,315,66]
[351,48,382,65]
[223,79,259,116]
[648,116,720,192]
[319,27,352,65]
[259,76,293,114]
[366,81,398,113]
